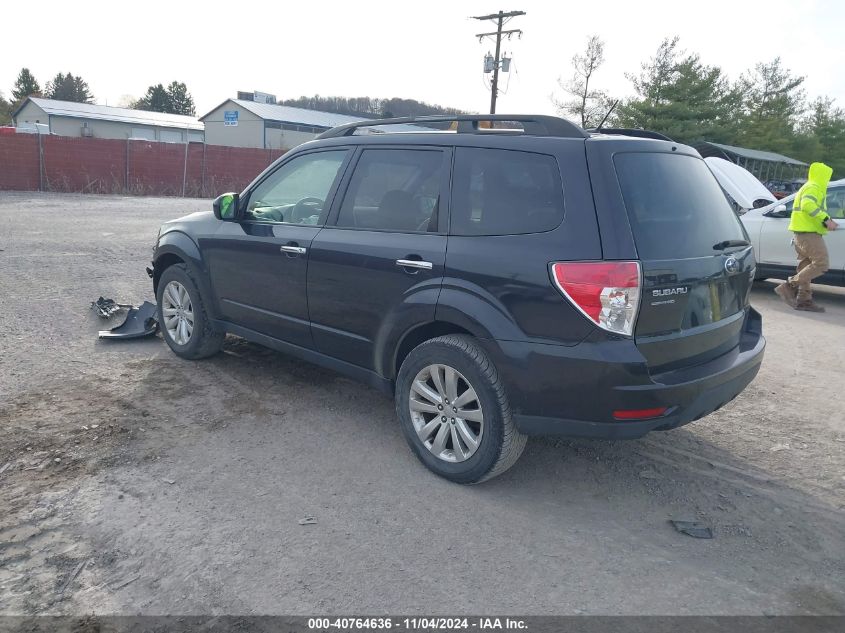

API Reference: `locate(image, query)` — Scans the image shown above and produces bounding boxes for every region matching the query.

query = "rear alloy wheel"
[396,335,526,484]
[409,364,484,463]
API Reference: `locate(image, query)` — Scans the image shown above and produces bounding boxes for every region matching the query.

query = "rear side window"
[450,148,565,236]
[614,152,747,260]
[336,149,445,232]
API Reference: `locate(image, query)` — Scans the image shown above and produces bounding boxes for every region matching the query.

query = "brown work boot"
[774,282,797,307]
[795,301,825,313]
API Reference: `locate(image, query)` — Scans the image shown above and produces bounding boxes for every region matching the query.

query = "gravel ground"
[1,192,844,616]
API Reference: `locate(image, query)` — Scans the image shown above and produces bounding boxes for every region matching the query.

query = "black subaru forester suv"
[149,114,765,483]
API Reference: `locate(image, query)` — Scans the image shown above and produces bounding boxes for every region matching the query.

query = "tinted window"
[450,148,564,236]
[614,152,746,260]
[246,150,348,224]
[336,149,444,232]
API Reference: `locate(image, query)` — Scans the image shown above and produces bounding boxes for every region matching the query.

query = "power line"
[472,10,525,114]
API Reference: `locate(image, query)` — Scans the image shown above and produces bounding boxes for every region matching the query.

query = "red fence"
[0,134,288,197]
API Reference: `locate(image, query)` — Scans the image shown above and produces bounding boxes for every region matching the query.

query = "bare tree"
[554,35,609,128]
[117,94,138,108]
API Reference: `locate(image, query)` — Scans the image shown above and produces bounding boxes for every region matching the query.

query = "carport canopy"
[694,141,808,183]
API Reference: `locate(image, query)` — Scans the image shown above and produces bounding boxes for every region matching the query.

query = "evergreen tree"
[0,92,12,125]
[614,37,740,145]
[796,97,845,178]
[554,36,835,177]
[133,82,196,115]
[12,68,41,101]
[133,84,171,112]
[628,36,682,108]
[735,58,805,155]
[45,72,94,103]
[612,36,682,131]
[165,81,195,116]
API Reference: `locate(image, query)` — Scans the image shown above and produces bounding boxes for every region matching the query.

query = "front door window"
[246,150,349,225]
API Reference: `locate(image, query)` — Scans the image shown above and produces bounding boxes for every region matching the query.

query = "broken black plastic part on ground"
[98,302,158,340]
[670,520,714,539]
[91,296,131,318]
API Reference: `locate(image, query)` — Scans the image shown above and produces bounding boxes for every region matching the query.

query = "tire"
[395,335,527,484]
[156,263,224,360]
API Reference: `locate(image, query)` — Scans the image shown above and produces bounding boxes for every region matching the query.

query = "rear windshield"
[614,152,747,260]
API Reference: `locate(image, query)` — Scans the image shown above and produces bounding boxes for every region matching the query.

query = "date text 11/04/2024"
[307,617,528,630]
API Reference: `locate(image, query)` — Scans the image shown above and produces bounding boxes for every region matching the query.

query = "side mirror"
[213,192,239,221]
[764,204,789,218]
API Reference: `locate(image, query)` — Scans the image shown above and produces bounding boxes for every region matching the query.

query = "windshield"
[615,152,747,260]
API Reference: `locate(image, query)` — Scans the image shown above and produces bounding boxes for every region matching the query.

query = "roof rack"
[588,127,674,142]
[316,114,588,140]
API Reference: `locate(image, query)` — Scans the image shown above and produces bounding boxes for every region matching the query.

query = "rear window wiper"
[713,239,750,250]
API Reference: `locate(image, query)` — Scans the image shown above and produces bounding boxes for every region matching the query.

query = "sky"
[2,0,844,118]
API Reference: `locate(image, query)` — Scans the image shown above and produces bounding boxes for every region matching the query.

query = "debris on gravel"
[670,520,714,539]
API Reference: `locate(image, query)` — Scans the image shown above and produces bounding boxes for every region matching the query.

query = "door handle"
[396,259,433,270]
[281,245,307,255]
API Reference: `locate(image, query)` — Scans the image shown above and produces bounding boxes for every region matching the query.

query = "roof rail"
[589,127,674,142]
[316,114,588,140]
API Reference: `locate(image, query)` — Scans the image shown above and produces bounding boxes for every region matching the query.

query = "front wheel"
[156,264,224,359]
[395,335,526,484]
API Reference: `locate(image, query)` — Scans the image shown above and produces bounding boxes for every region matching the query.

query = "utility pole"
[473,10,525,114]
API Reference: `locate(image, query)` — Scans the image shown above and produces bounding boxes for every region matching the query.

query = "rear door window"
[614,152,747,260]
[450,147,565,236]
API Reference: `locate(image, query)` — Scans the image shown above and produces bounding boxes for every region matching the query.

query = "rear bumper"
[513,354,761,438]
[488,308,765,439]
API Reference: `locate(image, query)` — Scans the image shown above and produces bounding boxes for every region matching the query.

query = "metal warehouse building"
[13,97,204,143]
[200,99,375,149]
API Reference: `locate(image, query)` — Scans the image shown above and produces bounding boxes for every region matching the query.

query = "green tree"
[45,72,94,103]
[735,58,805,154]
[613,36,683,132]
[628,36,681,108]
[796,97,845,178]
[133,84,171,112]
[165,81,195,116]
[553,35,612,128]
[12,68,41,102]
[133,81,196,115]
[614,37,740,144]
[0,92,12,125]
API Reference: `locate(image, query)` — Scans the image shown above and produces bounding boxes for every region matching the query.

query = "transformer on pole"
[472,10,525,114]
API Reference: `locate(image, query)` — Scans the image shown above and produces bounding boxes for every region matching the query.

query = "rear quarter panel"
[438,136,601,346]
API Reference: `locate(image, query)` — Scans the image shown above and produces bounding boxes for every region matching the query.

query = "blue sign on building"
[223,110,239,127]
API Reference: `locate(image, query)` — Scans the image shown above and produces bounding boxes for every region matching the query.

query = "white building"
[200,98,378,149]
[13,97,204,143]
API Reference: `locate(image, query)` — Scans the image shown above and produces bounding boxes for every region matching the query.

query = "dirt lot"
[1,192,844,616]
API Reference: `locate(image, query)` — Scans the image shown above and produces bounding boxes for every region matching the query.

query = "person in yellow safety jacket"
[774,162,839,312]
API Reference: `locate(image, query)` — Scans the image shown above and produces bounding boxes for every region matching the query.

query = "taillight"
[551,261,641,336]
